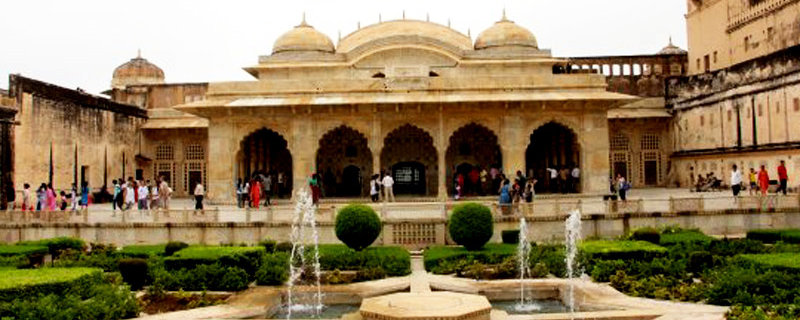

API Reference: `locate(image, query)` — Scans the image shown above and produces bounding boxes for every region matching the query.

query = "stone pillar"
[582,111,611,194]
[501,115,525,176]
[207,119,235,201]
[437,149,446,200]
[292,116,314,195]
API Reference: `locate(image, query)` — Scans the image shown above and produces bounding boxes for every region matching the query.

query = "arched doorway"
[525,122,580,194]
[316,126,372,198]
[381,124,438,196]
[446,124,502,196]
[238,128,293,198]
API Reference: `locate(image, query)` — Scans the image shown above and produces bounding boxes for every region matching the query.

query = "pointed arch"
[380,124,438,196]
[445,123,502,196]
[316,125,373,197]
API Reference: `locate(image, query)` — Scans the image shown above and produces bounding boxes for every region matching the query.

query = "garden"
[0,203,410,319]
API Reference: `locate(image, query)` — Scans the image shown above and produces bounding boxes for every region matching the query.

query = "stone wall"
[8,75,146,193]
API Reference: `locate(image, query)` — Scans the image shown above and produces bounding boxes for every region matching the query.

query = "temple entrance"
[316,126,372,197]
[237,128,293,198]
[525,122,580,194]
[381,124,438,196]
[446,124,502,196]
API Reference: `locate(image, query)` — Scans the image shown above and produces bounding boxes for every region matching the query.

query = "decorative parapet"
[727,0,800,33]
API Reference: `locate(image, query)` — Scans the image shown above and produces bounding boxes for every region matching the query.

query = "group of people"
[368,173,395,202]
[544,165,581,194]
[236,171,286,209]
[728,160,791,197]
[456,165,581,200]
[497,170,538,213]
[10,181,91,212]
[112,176,173,212]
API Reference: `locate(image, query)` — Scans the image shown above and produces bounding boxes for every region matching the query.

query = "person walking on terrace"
[777,160,789,195]
[749,168,758,195]
[382,173,395,202]
[730,164,743,197]
[194,182,204,210]
[758,165,770,196]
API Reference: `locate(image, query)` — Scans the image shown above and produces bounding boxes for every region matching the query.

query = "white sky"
[0,0,687,95]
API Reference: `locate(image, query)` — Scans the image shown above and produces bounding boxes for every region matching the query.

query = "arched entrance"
[446,124,502,196]
[525,122,580,194]
[237,128,293,198]
[316,126,372,197]
[381,124,438,196]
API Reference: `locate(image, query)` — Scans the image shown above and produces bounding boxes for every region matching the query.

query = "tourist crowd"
[722,160,790,197]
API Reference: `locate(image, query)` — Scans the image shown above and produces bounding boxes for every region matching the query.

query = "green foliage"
[747,229,800,244]
[448,202,493,251]
[120,244,166,258]
[0,268,102,302]
[0,245,48,257]
[355,267,387,282]
[739,253,800,270]
[579,240,667,260]
[424,244,516,274]
[335,204,382,251]
[275,242,293,252]
[0,281,139,320]
[152,262,251,291]
[318,245,410,276]
[660,231,714,246]
[501,230,520,244]
[705,264,800,306]
[255,252,289,285]
[529,245,567,278]
[728,304,800,320]
[259,239,277,253]
[18,237,86,259]
[688,251,713,273]
[53,251,119,272]
[630,227,661,244]
[118,258,149,290]
[164,241,189,257]
[164,246,265,275]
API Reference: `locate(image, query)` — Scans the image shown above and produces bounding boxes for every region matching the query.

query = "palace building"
[2,13,697,202]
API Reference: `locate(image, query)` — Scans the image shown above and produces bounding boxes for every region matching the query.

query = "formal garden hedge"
[746,229,800,244]
[579,240,668,260]
[318,244,410,276]
[119,244,166,258]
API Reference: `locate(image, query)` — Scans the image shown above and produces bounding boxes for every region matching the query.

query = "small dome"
[272,18,335,54]
[475,13,538,50]
[111,52,165,89]
[657,37,687,55]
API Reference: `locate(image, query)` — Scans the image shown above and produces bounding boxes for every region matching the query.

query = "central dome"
[474,14,538,50]
[111,52,165,89]
[272,19,335,54]
[337,20,473,54]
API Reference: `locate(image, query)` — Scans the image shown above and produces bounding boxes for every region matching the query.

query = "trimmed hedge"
[118,259,149,290]
[448,202,493,250]
[256,252,289,285]
[660,231,714,246]
[317,245,410,276]
[335,204,382,251]
[0,245,48,257]
[164,241,189,257]
[17,237,86,258]
[164,246,265,278]
[579,240,667,260]
[501,230,520,244]
[424,244,516,272]
[747,229,800,244]
[0,268,102,302]
[738,253,800,270]
[631,227,660,244]
[119,244,166,258]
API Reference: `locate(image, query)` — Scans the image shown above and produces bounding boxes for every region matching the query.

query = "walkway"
[409,254,431,293]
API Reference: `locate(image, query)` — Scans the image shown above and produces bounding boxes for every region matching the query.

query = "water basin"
[268,304,359,319]
[491,300,617,315]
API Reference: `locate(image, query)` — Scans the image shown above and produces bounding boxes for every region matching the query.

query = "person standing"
[80,182,89,210]
[730,164,742,197]
[250,178,261,209]
[158,177,171,210]
[236,179,244,208]
[546,167,558,193]
[749,168,758,195]
[112,180,120,211]
[571,165,580,193]
[46,184,56,211]
[498,179,511,215]
[456,173,465,199]
[758,165,770,196]
[308,174,320,205]
[149,181,159,210]
[124,180,136,211]
[21,183,31,211]
[369,174,380,202]
[381,173,395,202]
[777,160,788,195]
[35,184,46,211]
[616,174,628,201]
[479,167,488,196]
[242,179,250,208]
[194,182,204,210]
[264,174,272,207]
[137,182,149,211]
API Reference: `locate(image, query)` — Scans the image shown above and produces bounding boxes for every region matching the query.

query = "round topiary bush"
[448,202,493,250]
[335,204,382,251]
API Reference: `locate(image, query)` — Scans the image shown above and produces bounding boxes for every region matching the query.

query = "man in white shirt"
[194,183,205,210]
[730,164,742,197]
[381,174,395,202]
[137,182,149,211]
[571,166,580,193]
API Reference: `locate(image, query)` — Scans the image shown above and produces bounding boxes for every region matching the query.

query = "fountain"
[513,217,540,313]
[564,209,582,315]
[285,188,323,319]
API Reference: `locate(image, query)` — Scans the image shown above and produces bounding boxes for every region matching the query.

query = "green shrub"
[747,229,800,244]
[738,253,800,271]
[164,241,189,257]
[529,245,566,277]
[0,268,102,302]
[448,202,493,251]
[0,245,48,257]
[660,231,714,246]
[256,252,289,285]
[259,239,277,253]
[355,267,387,282]
[275,242,293,252]
[590,259,627,282]
[728,304,800,320]
[218,267,250,291]
[120,244,165,258]
[318,245,410,276]
[501,230,520,244]
[688,251,713,273]
[424,244,516,273]
[705,265,800,305]
[118,258,149,290]
[335,204,382,251]
[157,263,251,291]
[708,238,765,256]
[18,237,86,259]
[631,227,661,244]
[53,252,119,272]
[0,281,139,320]
[164,246,265,274]
[580,240,667,260]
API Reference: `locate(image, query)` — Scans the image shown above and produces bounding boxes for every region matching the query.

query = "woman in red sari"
[250,178,261,209]
[758,165,770,196]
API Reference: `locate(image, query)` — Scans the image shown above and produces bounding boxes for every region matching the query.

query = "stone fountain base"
[360,292,491,320]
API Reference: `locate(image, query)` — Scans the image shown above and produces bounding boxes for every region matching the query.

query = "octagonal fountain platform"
[360,292,491,320]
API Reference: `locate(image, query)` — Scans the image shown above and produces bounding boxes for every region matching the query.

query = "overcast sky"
[0,0,687,95]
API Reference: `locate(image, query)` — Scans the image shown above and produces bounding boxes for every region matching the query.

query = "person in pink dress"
[45,184,56,211]
[758,165,770,196]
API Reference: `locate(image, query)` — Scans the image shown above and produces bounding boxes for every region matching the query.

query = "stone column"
[437,105,447,199]
[207,119,235,201]
[292,116,314,195]
[501,115,525,176]
[582,111,611,194]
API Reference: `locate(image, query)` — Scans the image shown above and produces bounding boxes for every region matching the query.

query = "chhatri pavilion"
[167,14,635,200]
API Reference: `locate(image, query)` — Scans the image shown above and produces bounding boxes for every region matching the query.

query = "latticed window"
[641,134,660,150]
[155,145,174,161]
[183,162,207,193]
[154,162,175,188]
[185,144,205,161]
[610,134,630,151]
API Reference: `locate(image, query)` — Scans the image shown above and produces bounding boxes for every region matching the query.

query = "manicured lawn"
[739,253,800,270]
[0,267,100,290]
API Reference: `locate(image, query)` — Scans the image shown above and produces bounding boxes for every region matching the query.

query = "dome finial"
[426,13,430,22]
[668,36,673,45]
[379,13,382,23]
[402,10,405,20]
[137,48,141,59]
[447,18,451,28]
[501,8,509,22]
[298,11,310,27]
